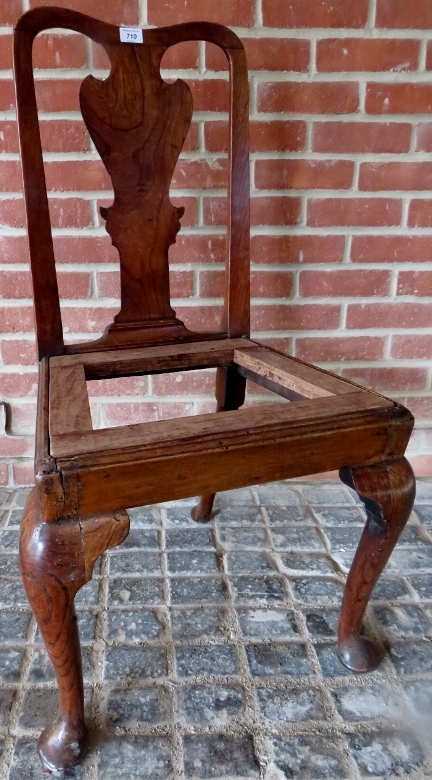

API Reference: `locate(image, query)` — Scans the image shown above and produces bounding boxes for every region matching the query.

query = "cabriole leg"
[19,488,129,771]
[338,458,415,673]
[191,366,246,522]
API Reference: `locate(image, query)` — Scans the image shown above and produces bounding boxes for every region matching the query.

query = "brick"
[307,197,402,227]
[392,335,432,359]
[169,235,227,265]
[11,462,34,486]
[0,463,9,486]
[40,120,89,153]
[0,435,33,458]
[376,0,432,29]
[0,199,25,228]
[32,33,87,69]
[397,271,432,295]
[52,236,118,264]
[205,120,307,153]
[255,159,354,190]
[416,124,432,152]
[359,162,432,191]
[87,376,148,397]
[0,373,38,397]
[161,41,199,70]
[8,404,36,435]
[346,303,432,329]
[0,197,92,230]
[203,196,301,226]
[0,34,12,69]
[0,340,37,366]
[0,271,32,298]
[199,270,294,299]
[169,197,198,228]
[426,42,432,70]
[91,42,110,70]
[0,81,15,111]
[251,235,345,264]
[366,83,432,114]
[251,304,340,331]
[95,270,196,302]
[0,308,35,334]
[45,161,110,192]
[341,367,427,392]
[399,396,432,420]
[185,80,229,112]
[57,272,92,299]
[152,371,216,396]
[35,79,82,112]
[299,269,391,298]
[171,160,228,190]
[148,0,254,27]
[198,270,224,298]
[257,82,358,114]
[101,404,158,426]
[157,402,194,420]
[61,306,117,334]
[408,200,432,227]
[317,39,419,73]
[0,161,23,192]
[206,38,310,72]
[95,272,119,299]
[175,305,222,332]
[251,197,301,226]
[182,123,199,153]
[48,198,93,229]
[29,0,139,24]
[251,271,294,298]
[0,121,18,153]
[296,336,385,362]
[170,271,195,298]
[262,0,368,28]
[0,237,30,264]
[0,0,22,25]
[312,121,412,154]
[351,235,432,263]
[258,337,292,353]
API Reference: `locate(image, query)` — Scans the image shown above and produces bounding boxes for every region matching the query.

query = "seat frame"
[14,7,415,773]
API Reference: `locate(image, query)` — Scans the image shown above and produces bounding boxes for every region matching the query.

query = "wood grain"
[49,364,92,436]
[20,488,129,770]
[338,458,416,672]
[14,5,416,773]
[50,390,393,459]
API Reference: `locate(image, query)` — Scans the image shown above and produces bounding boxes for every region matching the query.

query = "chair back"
[14,8,250,358]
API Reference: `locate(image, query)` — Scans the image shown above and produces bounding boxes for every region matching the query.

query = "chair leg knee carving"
[338,458,415,673]
[19,489,129,771]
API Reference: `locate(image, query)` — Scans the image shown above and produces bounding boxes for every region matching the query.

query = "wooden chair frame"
[14,7,415,772]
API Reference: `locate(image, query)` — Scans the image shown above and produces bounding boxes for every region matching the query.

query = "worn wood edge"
[233,347,334,398]
[50,338,255,376]
[49,364,92,437]
[57,414,413,518]
[51,391,396,461]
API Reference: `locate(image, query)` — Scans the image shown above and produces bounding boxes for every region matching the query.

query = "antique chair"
[14,6,415,772]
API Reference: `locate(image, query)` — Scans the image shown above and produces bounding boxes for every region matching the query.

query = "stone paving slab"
[0,481,431,778]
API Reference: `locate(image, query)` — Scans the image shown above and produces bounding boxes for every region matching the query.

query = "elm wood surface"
[339,458,415,672]
[20,489,129,771]
[14,6,415,772]
[14,7,250,357]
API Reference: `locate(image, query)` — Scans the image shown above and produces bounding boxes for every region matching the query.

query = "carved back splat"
[14,9,250,357]
[81,45,192,334]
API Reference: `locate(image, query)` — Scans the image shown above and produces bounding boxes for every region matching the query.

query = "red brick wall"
[1,0,432,484]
